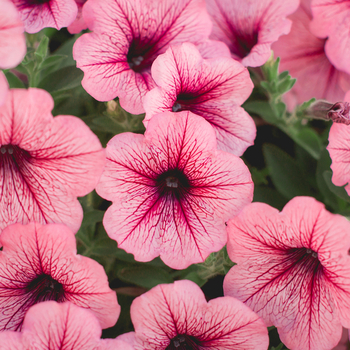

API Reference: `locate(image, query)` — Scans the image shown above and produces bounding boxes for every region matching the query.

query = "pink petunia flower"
[0,0,26,69]
[0,72,8,106]
[130,280,269,350]
[67,0,87,34]
[12,0,78,34]
[96,111,253,269]
[0,301,131,350]
[73,0,212,114]
[0,222,120,331]
[143,43,255,156]
[327,100,350,195]
[224,196,350,350]
[310,0,350,76]
[0,88,105,233]
[206,0,299,67]
[272,0,350,109]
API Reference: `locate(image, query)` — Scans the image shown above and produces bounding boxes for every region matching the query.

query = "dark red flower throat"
[156,168,190,199]
[166,334,200,350]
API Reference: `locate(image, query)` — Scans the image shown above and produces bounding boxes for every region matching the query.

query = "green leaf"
[37,66,83,92]
[323,170,350,203]
[276,77,296,94]
[316,149,339,209]
[4,71,25,88]
[117,266,173,289]
[243,101,278,124]
[253,186,288,210]
[38,55,67,71]
[275,101,286,118]
[181,271,207,287]
[92,116,125,134]
[289,128,322,160]
[35,35,49,59]
[263,144,314,199]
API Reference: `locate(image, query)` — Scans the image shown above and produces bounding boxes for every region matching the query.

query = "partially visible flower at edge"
[224,196,350,350]
[0,0,26,68]
[130,280,269,350]
[11,0,78,34]
[0,88,105,233]
[272,0,350,110]
[0,72,8,106]
[0,222,120,331]
[0,301,131,350]
[67,0,87,34]
[206,0,300,67]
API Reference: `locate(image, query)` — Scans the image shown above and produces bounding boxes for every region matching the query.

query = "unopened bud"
[307,100,350,125]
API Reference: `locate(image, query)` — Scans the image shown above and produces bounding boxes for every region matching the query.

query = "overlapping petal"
[0,0,26,69]
[144,43,255,155]
[224,197,350,350]
[96,111,253,269]
[0,88,105,233]
[73,0,212,114]
[310,0,350,75]
[131,280,269,350]
[327,123,350,195]
[272,0,350,108]
[206,0,299,67]
[12,0,78,33]
[0,301,131,350]
[0,72,8,107]
[67,0,87,34]
[0,222,120,331]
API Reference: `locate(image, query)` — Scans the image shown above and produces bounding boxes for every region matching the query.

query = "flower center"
[26,274,65,304]
[0,144,31,164]
[156,168,190,199]
[230,31,258,59]
[166,334,200,350]
[172,93,197,112]
[127,40,153,73]
[27,0,51,4]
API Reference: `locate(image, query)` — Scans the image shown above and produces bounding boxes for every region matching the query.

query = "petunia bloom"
[272,0,350,109]
[310,0,350,76]
[67,0,87,34]
[0,72,8,106]
[96,111,253,269]
[0,301,131,350]
[0,222,120,331]
[224,196,350,350]
[0,88,105,233]
[130,280,269,350]
[73,0,212,114]
[327,99,350,195]
[143,43,255,156]
[206,0,299,67]
[0,0,26,69]
[12,0,78,33]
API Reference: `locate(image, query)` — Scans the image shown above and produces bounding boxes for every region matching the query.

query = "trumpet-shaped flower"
[310,0,350,75]
[96,111,253,269]
[206,0,299,67]
[0,0,26,69]
[272,0,350,108]
[224,197,350,350]
[130,280,269,350]
[0,88,105,233]
[0,222,120,331]
[11,0,78,33]
[143,43,255,156]
[0,301,131,350]
[73,0,212,114]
